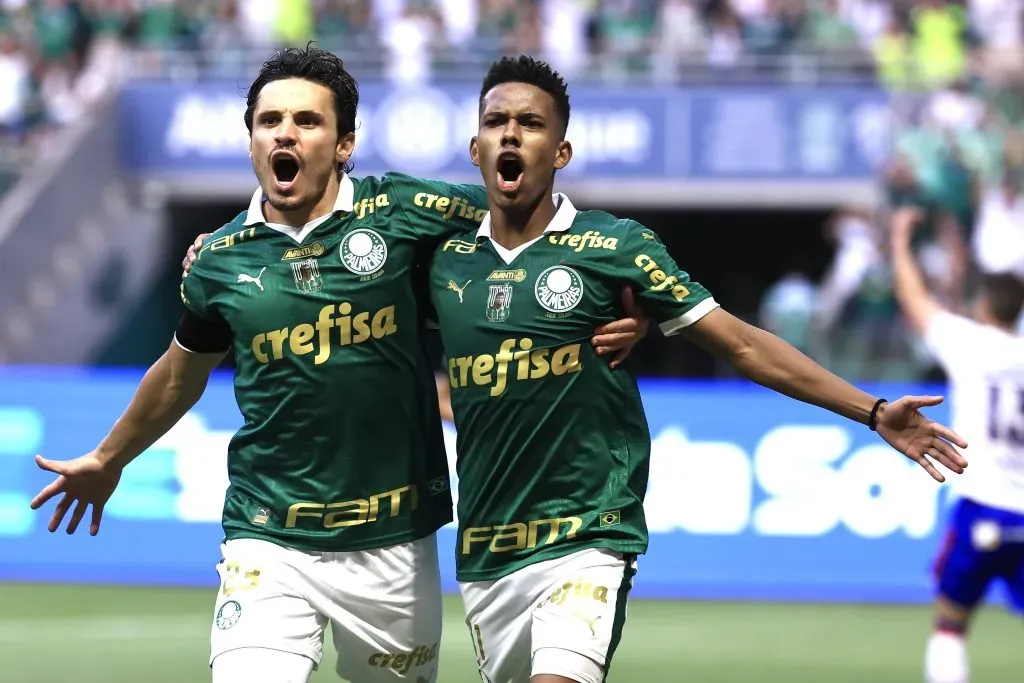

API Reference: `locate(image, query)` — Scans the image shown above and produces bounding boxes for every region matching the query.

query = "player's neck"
[264,176,341,228]
[489,193,558,250]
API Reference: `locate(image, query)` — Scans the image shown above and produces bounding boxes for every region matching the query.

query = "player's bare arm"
[29,342,226,535]
[891,212,942,334]
[435,371,453,421]
[680,307,967,482]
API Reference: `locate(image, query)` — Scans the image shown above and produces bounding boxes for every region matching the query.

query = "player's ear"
[470,136,480,168]
[336,132,355,165]
[554,140,572,171]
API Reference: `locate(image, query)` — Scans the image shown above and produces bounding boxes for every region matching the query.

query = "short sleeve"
[179,239,229,326]
[387,172,490,242]
[614,222,719,336]
[180,263,212,320]
[924,310,993,378]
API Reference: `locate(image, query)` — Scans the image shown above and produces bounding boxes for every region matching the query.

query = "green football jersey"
[428,195,717,581]
[180,172,488,552]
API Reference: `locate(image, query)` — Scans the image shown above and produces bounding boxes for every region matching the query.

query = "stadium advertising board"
[119,82,890,185]
[0,368,981,605]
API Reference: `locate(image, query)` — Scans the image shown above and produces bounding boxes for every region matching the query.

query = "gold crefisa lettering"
[634,254,690,302]
[250,302,398,365]
[548,230,619,253]
[545,579,611,606]
[353,194,390,220]
[367,644,439,674]
[413,192,487,222]
[285,485,419,529]
[461,516,583,555]
[447,338,582,397]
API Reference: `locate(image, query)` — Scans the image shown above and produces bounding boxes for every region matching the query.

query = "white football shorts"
[209,534,442,682]
[459,548,637,683]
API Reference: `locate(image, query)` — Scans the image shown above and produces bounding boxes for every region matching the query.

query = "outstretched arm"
[683,309,881,423]
[681,308,967,481]
[92,341,225,469]
[30,339,226,535]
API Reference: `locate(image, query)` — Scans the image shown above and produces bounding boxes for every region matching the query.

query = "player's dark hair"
[479,55,570,137]
[245,44,359,173]
[981,273,1024,325]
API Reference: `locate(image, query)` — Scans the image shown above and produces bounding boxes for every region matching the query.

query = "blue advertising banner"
[118,82,891,183]
[0,368,976,604]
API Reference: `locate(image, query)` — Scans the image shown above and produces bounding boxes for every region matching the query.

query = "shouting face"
[471,82,571,213]
[249,78,354,219]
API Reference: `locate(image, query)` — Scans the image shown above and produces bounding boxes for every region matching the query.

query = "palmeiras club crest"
[339,228,388,276]
[534,265,583,314]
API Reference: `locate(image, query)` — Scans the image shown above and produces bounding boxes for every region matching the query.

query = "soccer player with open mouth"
[427,55,970,683]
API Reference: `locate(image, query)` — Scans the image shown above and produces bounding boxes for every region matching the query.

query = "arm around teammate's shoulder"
[386,172,489,236]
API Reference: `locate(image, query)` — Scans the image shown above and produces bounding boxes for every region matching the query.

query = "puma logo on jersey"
[237,267,267,292]
[447,279,471,303]
[571,610,602,637]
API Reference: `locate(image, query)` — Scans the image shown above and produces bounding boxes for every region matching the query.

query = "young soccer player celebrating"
[427,55,970,683]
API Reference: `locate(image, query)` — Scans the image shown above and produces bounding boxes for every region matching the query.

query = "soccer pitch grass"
[0,583,1018,682]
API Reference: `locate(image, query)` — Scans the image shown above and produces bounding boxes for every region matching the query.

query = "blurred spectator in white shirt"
[0,30,30,136]
[973,136,1024,279]
[652,0,708,81]
[381,3,441,84]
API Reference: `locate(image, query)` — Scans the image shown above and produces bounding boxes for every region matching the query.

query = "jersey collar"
[243,173,356,243]
[475,193,576,241]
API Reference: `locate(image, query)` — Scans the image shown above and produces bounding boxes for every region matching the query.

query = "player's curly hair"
[245,44,359,173]
[479,55,570,138]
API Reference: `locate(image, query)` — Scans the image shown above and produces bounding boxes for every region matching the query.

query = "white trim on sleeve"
[172,333,199,354]
[659,298,720,336]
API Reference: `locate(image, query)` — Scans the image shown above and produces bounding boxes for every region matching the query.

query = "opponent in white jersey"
[892,212,1024,683]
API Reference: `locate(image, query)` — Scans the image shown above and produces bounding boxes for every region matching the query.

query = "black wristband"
[868,398,887,431]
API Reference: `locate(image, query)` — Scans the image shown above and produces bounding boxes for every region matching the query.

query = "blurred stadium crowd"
[1,0,1020,133]
[1,0,1023,382]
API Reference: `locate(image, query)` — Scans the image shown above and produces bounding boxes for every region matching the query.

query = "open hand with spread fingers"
[874,396,968,482]
[29,453,122,536]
